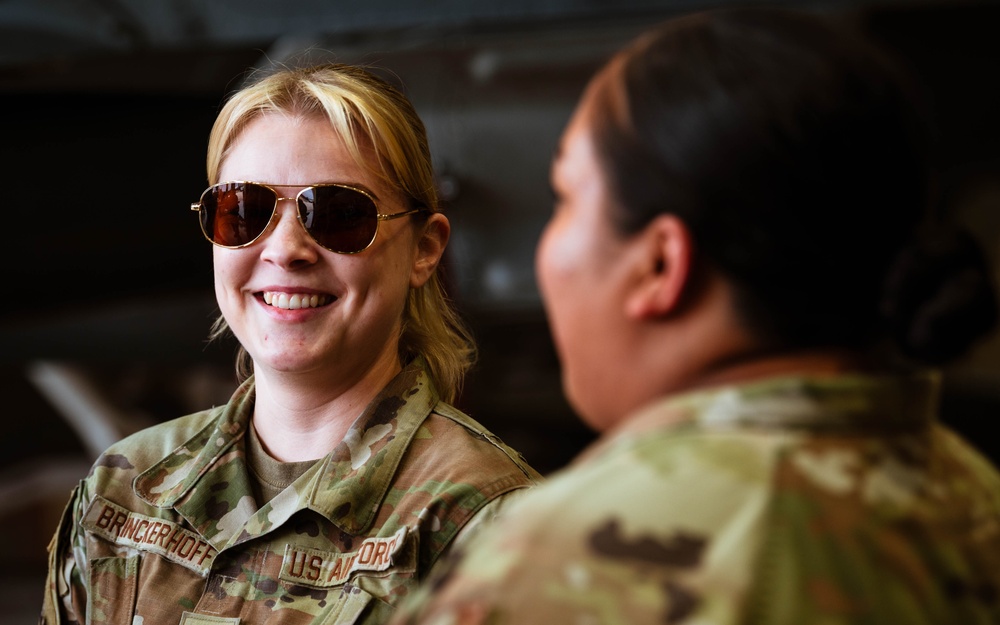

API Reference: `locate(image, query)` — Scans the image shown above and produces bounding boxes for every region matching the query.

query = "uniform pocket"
[319,584,392,625]
[87,555,138,625]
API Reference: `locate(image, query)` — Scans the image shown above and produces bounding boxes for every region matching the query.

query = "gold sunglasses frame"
[190,181,425,254]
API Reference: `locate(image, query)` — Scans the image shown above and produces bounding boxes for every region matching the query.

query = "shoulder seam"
[430,403,538,482]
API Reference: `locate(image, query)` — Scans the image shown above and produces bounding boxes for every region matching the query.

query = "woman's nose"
[258,200,320,267]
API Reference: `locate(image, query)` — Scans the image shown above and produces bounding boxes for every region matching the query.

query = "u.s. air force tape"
[280,526,409,588]
[83,496,217,575]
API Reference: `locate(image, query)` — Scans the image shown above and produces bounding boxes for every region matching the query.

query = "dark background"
[3,1,1000,622]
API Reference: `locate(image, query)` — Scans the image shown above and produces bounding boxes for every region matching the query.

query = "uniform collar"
[303,359,437,533]
[133,359,438,548]
[612,370,941,440]
[133,379,252,511]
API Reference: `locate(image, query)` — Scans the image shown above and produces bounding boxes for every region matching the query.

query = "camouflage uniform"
[40,359,541,625]
[396,371,1000,625]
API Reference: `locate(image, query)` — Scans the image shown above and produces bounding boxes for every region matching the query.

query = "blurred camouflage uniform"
[40,359,541,625]
[396,372,1000,625]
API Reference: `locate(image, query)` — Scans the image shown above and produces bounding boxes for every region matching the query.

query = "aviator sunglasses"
[191,181,426,254]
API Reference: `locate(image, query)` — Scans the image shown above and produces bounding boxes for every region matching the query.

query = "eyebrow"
[268,181,381,201]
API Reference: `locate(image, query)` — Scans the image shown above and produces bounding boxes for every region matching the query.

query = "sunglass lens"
[300,186,378,253]
[201,182,276,247]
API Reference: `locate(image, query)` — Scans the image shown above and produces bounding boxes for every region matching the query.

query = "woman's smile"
[260,290,335,310]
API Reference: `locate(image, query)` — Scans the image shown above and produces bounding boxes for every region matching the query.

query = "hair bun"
[881,226,999,365]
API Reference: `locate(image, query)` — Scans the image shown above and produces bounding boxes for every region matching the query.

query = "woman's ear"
[624,214,694,320]
[410,213,451,288]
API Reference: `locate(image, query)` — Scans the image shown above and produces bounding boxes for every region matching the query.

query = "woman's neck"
[250,353,402,462]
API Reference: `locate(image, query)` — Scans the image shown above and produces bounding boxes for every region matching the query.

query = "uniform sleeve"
[447,490,527,553]
[423,488,526,583]
[390,505,510,625]
[40,483,90,625]
[393,489,532,625]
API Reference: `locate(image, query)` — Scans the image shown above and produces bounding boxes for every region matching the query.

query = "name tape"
[83,496,217,575]
[280,526,408,588]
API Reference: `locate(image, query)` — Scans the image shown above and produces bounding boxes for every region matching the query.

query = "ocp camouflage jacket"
[41,360,541,625]
[396,371,1000,625]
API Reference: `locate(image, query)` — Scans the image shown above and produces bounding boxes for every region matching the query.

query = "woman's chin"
[249,351,327,376]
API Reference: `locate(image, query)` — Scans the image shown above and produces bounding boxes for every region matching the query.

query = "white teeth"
[262,291,329,310]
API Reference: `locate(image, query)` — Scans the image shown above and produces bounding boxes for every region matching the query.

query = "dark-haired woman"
[396,8,1000,624]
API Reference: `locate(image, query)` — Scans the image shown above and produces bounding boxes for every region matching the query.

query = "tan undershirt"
[245,423,319,505]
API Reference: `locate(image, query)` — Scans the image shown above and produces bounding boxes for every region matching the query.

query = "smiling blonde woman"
[41,64,541,625]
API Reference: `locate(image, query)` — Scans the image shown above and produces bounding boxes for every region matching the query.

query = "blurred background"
[3,0,1000,622]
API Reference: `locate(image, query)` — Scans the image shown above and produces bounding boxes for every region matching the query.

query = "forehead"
[553,94,603,185]
[219,113,378,189]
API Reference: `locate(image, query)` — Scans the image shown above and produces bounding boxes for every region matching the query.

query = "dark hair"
[589,8,996,364]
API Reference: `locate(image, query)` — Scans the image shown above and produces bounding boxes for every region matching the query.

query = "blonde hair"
[205,63,475,402]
